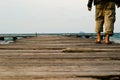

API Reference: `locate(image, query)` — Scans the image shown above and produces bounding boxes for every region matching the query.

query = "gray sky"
[0,0,120,33]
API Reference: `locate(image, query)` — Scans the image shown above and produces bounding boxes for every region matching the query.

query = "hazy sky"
[0,0,120,33]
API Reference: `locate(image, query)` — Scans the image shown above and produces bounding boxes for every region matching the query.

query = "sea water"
[0,33,120,44]
[110,33,120,43]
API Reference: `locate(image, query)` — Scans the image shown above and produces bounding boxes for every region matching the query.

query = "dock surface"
[0,35,120,80]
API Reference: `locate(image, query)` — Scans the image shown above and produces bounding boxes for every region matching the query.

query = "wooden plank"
[0,65,120,72]
[1,45,120,50]
[0,77,100,80]
[62,48,120,52]
[0,60,120,66]
[0,50,61,53]
[0,53,120,59]
[0,72,120,78]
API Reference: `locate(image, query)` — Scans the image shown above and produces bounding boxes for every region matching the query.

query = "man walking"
[87,0,120,44]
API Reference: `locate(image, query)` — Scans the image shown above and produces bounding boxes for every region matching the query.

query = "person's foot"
[105,34,110,44]
[95,41,101,44]
[96,33,101,43]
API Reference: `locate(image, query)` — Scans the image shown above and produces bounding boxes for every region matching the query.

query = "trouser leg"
[104,2,116,35]
[95,4,104,33]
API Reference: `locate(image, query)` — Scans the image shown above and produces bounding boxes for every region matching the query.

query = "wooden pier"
[0,35,120,80]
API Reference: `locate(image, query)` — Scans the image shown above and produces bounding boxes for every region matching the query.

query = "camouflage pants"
[95,1,116,35]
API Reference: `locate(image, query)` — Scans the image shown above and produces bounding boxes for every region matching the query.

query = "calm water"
[110,33,120,43]
[0,33,120,44]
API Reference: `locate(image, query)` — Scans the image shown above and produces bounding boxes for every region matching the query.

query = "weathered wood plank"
[0,65,120,72]
[63,48,120,52]
[0,72,120,78]
[0,50,61,53]
[0,60,120,66]
[0,53,120,59]
[0,77,99,80]
[1,46,120,50]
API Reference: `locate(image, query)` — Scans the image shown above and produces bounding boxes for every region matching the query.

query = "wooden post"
[0,37,4,41]
[85,35,90,38]
[13,37,17,41]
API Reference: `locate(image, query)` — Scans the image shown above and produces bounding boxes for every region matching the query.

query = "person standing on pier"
[87,0,120,44]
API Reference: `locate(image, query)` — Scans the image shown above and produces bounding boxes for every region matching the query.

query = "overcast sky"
[0,0,120,33]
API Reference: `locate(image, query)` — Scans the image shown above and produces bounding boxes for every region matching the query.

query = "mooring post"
[0,37,4,41]
[13,37,17,41]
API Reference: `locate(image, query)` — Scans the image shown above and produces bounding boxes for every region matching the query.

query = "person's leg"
[104,1,116,43]
[95,3,104,43]
[95,5,104,33]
